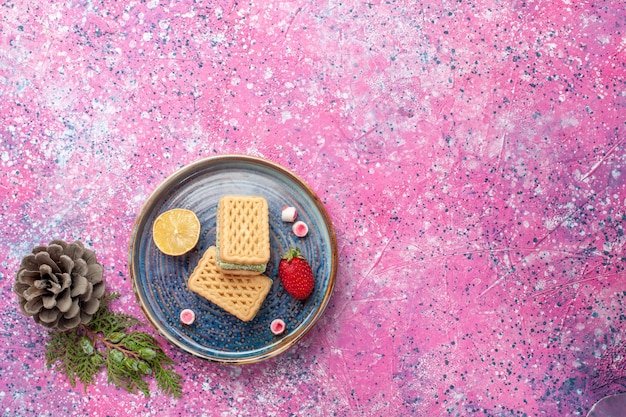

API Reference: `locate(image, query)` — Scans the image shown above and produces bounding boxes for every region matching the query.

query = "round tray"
[129,155,337,364]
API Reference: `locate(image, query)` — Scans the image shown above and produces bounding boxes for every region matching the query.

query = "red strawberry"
[278,247,314,300]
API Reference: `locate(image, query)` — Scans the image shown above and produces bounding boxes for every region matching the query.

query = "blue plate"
[129,155,337,363]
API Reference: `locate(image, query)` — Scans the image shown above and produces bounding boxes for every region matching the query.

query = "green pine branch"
[45,331,102,391]
[45,292,183,398]
[87,293,142,336]
[154,363,184,398]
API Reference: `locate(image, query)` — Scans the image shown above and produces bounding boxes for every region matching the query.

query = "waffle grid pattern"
[188,246,272,322]
[217,196,270,265]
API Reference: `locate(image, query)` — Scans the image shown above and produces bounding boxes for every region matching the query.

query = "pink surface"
[1,0,625,416]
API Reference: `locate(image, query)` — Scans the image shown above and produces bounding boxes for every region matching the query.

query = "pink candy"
[270,319,286,335]
[292,221,308,237]
[180,309,195,325]
[281,205,307,236]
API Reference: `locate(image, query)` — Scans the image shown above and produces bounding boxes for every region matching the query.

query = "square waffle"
[187,246,272,322]
[216,195,270,274]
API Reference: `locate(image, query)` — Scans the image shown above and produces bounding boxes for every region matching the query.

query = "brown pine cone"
[14,240,105,331]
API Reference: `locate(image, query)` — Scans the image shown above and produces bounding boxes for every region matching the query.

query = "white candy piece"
[292,221,308,237]
[180,309,196,325]
[281,206,298,222]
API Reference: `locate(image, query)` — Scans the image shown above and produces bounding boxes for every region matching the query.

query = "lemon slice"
[152,208,201,256]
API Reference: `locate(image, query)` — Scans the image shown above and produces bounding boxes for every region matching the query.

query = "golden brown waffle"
[216,195,270,267]
[187,246,272,322]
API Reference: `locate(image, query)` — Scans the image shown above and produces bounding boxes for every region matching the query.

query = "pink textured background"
[1,0,625,416]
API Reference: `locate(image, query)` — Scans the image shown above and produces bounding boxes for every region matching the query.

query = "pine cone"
[14,240,105,331]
